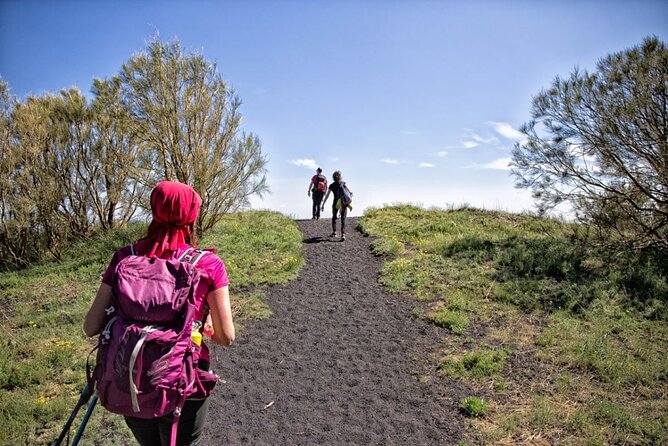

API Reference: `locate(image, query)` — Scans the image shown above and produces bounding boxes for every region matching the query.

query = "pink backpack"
[88,246,217,445]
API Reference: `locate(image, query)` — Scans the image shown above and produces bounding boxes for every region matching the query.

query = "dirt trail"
[203,218,467,445]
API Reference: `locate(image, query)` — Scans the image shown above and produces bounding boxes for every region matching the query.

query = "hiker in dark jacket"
[84,181,235,446]
[307,167,327,219]
[321,170,351,241]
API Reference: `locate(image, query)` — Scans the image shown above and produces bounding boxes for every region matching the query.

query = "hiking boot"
[329,232,337,237]
[341,233,346,241]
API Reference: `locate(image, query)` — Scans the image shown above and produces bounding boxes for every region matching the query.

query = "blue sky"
[1,1,666,218]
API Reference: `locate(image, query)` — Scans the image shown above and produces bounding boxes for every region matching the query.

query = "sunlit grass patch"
[203,210,304,288]
[444,288,475,312]
[369,235,405,256]
[379,253,455,300]
[426,307,469,334]
[439,348,510,378]
[538,304,668,386]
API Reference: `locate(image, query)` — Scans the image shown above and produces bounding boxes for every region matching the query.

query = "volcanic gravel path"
[203,218,467,445]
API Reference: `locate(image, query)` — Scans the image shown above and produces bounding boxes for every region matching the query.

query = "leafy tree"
[6,93,69,260]
[0,78,34,266]
[1,85,140,267]
[90,77,149,229]
[512,37,668,251]
[119,39,268,235]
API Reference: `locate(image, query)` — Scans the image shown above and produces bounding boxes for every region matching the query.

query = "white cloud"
[381,158,399,164]
[436,151,448,158]
[482,157,512,170]
[290,159,318,169]
[463,141,479,149]
[419,162,435,168]
[489,122,524,141]
[471,133,498,144]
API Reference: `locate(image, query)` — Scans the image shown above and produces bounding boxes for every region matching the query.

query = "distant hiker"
[307,167,327,219]
[322,170,353,241]
[84,180,235,446]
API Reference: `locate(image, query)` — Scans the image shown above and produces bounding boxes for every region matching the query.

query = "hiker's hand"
[307,192,310,197]
[203,316,214,337]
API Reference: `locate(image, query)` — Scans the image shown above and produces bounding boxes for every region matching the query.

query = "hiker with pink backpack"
[307,167,327,219]
[83,181,235,446]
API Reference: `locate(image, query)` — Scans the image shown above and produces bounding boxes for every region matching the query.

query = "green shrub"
[460,396,488,417]
[612,249,668,313]
[440,348,509,378]
[496,236,586,281]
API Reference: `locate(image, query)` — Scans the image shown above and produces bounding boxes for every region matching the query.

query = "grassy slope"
[3,205,666,445]
[0,210,303,446]
[359,204,668,446]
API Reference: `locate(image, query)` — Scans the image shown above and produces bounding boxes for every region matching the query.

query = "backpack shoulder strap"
[177,248,209,267]
[190,250,208,267]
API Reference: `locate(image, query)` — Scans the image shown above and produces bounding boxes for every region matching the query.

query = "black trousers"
[332,203,348,234]
[124,398,210,446]
[312,190,324,218]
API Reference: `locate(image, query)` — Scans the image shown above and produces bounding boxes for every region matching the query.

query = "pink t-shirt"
[102,243,230,323]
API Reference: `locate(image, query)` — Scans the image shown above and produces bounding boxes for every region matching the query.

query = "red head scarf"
[135,181,202,258]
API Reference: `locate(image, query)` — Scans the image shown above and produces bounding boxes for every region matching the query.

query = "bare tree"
[120,38,268,235]
[512,37,668,251]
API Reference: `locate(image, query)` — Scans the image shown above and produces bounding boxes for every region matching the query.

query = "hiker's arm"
[322,189,330,205]
[207,286,235,346]
[307,181,312,195]
[83,283,113,337]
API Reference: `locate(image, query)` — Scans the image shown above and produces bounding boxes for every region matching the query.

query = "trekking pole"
[53,385,91,446]
[70,394,98,446]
